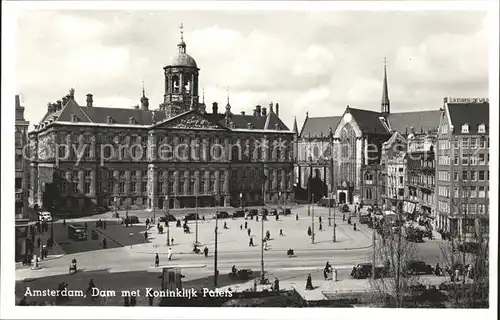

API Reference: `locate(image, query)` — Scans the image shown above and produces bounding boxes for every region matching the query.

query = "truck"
[68,224,87,241]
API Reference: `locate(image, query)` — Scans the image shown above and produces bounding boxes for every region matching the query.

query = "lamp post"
[195,194,199,245]
[260,162,267,284]
[214,210,219,287]
[165,196,170,246]
[311,194,315,244]
[308,156,312,216]
[114,196,118,216]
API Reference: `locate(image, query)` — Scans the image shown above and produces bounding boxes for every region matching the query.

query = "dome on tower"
[169,51,198,68]
[168,25,198,68]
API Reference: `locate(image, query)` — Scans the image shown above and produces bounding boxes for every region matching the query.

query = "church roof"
[347,108,388,134]
[387,110,441,134]
[300,116,341,137]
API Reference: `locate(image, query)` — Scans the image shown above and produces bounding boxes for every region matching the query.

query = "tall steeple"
[140,82,149,111]
[292,116,298,135]
[381,57,390,115]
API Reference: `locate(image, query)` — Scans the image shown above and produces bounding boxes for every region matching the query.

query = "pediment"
[155,111,227,130]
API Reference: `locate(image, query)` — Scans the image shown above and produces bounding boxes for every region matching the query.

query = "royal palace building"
[28,32,295,215]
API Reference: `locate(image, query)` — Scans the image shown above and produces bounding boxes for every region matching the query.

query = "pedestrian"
[296,214,299,221]
[279,229,283,236]
[343,213,345,222]
[103,238,107,249]
[146,218,150,229]
[249,237,254,247]
[468,264,473,279]
[240,224,243,230]
[148,295,154,306]
[319,223,323,231]
[144,231,148,240]
[319,216,322,224]
[347,217,351,225]
[244,221,248,229]
[454,268,460,282]
[37,238,41,248]
[124,296,130,306]
[307,226,312,236]
[264,241,268,251]
[204,246,209,257]
[202,215,205,221]
[224,222,228,229]
[306,274,313,290]
[275,214,279,221]
[157,222,160,231]
[435,263,441,276]
[256,215,259,222]
[86,278,96,300]
[155,253,159,267]
[167,248,172,261]
[247,228,251,237]
[63,219,66,226]
[171,238,174,245]
[353,223,357,231]
[274,277,280,291]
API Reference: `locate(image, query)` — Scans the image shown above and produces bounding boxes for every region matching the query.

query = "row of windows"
[452,170,489,182]
[438,171,451,181]
[453,186,488,198]
[452,153,489,166]
[440,124,487,135]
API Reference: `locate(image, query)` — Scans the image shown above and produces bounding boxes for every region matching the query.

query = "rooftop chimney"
[275,103,279,117]
[212,102,218,114]
[86,93,93,107]
[134,105,139,110]
[269,101,273,113]
[241,111,246,116]
[262,107,267,116]
[255,105,262,116]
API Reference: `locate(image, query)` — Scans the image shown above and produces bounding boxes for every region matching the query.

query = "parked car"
[405,228,424,242]
[405,260,433,275]
[319,197,335,207]
[232,210,245,218]
[260,208,269,216]
[351,263,387,279]
[214,211,230,219]
[359,213,371,224]
[269,209,278,216]
[122,215,140,225]
[248,209,259,216]
[38,211,52,222]
[184,213,200,221]
[283,208,291,215]
[341,204,350,213]
[457,242,480,255]
[159,214,177,222]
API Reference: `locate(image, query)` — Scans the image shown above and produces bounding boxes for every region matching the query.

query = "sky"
[15,8,489,131]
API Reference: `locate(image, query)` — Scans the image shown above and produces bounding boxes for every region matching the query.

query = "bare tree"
[369,201,421,307]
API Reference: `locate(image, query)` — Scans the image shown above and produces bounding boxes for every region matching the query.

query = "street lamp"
[308,156,312,216]
[195,193,199,245]
[214,210,219,287]
[311,193,315,244]
[114,196,118,216]
[165,196,170,246]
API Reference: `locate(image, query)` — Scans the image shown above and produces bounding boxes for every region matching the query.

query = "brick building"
[406,130,437,223]
[15,95,30,219]
[435,97,489,242]
[28,31,294,215]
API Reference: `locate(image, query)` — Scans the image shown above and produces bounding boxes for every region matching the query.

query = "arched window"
[184,77,191,94]
[339,123,357,186]
[365,188,372,199]
[172,75,180,93]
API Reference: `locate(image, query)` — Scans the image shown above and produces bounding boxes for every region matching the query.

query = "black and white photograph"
[1,0,498,318]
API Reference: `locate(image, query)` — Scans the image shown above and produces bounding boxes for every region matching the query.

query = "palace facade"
[28,32,294,215]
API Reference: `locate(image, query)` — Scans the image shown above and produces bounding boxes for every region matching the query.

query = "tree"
[369,204,421,307]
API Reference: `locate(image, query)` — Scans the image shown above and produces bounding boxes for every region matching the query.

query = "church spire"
[140,82,149,111]
[292,116,298,135]
[381,57,390,115]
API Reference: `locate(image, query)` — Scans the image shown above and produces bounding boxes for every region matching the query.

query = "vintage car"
[405,260,433,275]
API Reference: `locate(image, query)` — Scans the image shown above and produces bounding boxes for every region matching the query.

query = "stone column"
[149,133,157,162]
[183,170,189,195]
[148,164,157,208]
[223,137,229,161]
[91,169,97,196]
[204,170,210,194]
[264,167,269,202]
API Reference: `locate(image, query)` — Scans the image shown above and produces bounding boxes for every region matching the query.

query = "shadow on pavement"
[53,221,152,255]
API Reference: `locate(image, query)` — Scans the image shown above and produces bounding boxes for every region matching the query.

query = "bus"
[68,224,87,241]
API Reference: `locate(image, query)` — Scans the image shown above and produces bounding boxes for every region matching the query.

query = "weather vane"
[180,23,184,41]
